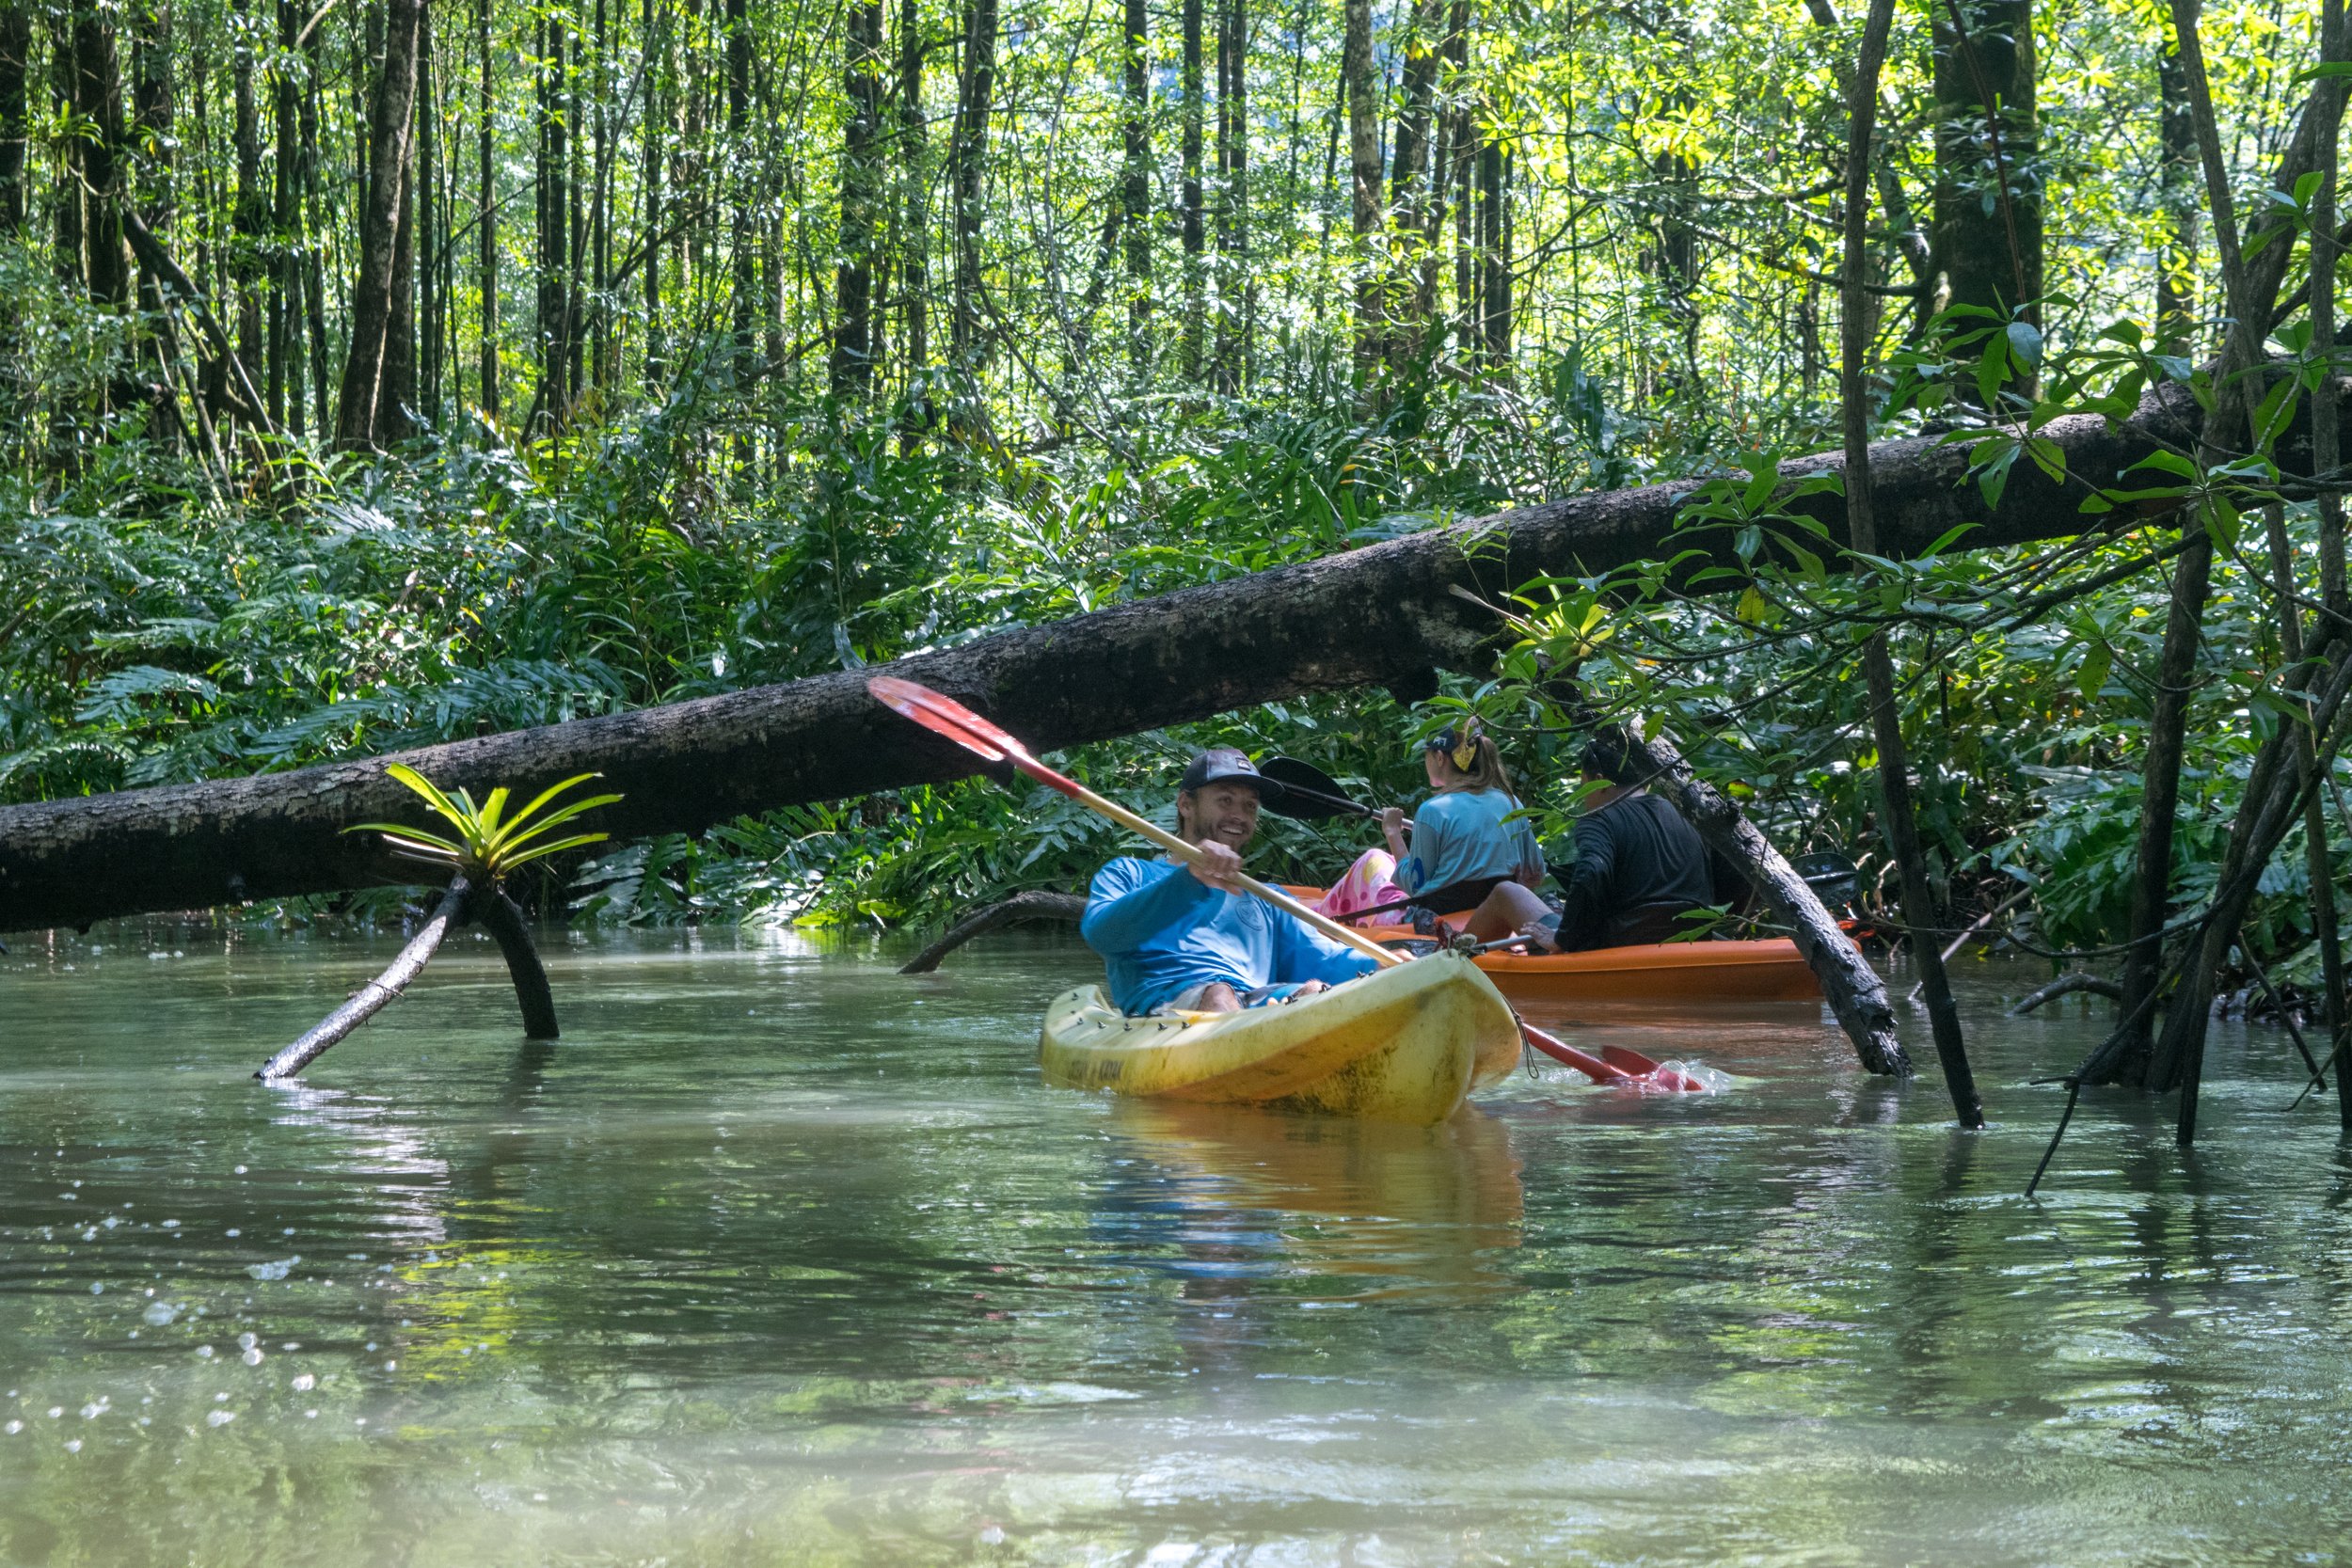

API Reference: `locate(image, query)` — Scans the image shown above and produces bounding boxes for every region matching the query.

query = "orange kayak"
[1280,888,1822,1004]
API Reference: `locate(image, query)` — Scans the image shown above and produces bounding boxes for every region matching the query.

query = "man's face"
[1179,781,1262,850]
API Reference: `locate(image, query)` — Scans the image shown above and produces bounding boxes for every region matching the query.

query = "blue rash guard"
[1394,787,1544,898]
[1080,856,1382,1015]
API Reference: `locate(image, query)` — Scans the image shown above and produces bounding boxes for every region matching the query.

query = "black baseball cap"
[1179,748,1285,800]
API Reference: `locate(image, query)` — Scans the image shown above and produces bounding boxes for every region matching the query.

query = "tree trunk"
[302,34,330,430]
[1211,0,1247,392]
[898,0,928,385]
[899,890,1090,973]
[1931,0,2040,328]
[834,0,883,396]
[1120,0,1150,341]
[1385,0,1442,375]
[476,0,497,416]
[1477,131,1508,367]
[233,0,265,401]
[334,0,425,450]
[1608,722,1913,1076]
[1841,0,1982,1122]
[272,0,299,431]
[948,0,996,362]
[724,0,751,356]
[0,2,25,235]
[2111,0,2344,1076]
[259,878,472,1079]
[418,8,440,426]
[640,0,660,384]
[381,86,419,438]
[2319,0,2349,1128]
[69,0,133,310]
[1342,0,1380,382]
[1180,0,1204,378]
[5,372,2337,935]
[2153,27,2198,356]
[1448,2,1473,353]
[128,0,175,448]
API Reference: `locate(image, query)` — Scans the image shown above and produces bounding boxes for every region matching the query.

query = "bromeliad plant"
[346,764,621,884]
[258,766,624,1083]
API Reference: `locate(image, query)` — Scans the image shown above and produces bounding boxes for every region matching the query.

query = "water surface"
[5,924,2350,1565]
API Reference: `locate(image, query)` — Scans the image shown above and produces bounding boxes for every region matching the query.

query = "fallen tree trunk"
[898,890,1090,974]
[1615,723,1913,1077]
[1,378,2341,935]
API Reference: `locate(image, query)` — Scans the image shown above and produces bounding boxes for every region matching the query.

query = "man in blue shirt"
[1080,749,1383,1015]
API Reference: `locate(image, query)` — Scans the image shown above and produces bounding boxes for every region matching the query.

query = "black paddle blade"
[1256,756,1373,821]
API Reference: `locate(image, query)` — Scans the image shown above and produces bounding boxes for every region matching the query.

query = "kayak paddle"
[1256,756,1409,826]
[866,677,1700,1092]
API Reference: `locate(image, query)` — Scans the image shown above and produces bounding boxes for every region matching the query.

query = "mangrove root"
[258,874,564,1078]
[2009,973,2125,1017]
[472,884,561,1038]
[1611,722,1914,1078]
[899,891,1089,974]
[259,877,472,1080]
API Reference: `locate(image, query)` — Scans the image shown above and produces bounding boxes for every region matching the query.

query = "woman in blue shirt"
[1376,721,1545,917]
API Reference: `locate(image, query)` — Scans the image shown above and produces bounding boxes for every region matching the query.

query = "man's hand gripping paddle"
[867,677,1703,1092]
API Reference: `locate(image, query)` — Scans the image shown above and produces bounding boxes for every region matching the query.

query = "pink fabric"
[1318,849,1407,926]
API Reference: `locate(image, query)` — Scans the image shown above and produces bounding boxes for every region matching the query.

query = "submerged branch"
[899,890,1089,974]
[259,878,472,1080]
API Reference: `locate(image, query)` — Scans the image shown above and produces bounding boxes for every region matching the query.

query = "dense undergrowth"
[0,312,2339,990]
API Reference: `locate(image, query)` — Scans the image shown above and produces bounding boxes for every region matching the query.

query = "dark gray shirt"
[1556,792,1713,950]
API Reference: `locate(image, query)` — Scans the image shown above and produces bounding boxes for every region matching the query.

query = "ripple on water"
[4,928,2352,1564]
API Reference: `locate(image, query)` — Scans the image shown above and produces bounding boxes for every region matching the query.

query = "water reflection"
[10,928,2352,1564]
[1103,1101,1522,1301]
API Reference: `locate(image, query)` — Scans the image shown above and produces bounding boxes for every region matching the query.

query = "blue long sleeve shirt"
[1394,787,1544,897]
[1080,856,1382,1014]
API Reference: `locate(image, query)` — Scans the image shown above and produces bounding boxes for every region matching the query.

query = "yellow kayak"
[1040,954,1522,1123]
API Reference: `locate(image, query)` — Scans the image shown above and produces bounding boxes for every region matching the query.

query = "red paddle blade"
[866,676,1026,765]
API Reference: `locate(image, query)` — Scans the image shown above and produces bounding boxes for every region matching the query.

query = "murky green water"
[5,924,2352,1565]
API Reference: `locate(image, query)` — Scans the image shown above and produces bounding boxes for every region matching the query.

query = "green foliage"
[345,765,620,883]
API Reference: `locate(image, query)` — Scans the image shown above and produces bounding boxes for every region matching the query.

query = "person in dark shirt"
[1455,730,1714,951]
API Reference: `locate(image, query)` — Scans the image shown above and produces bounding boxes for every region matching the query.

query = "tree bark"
[2113,0,2342,1069]
[66,0,134,313]
[898,0,928,384]
[334,0,425,449]
[0,2,25,235]
[1386,0,1442,374]
[724,0,750,356]
[1931,0,2039,327]
[2319,0,2349,1128]
[233,0,265,399]
[1120,0,1150,341]
[1604,721,1913,1075]
[1477,124,1508,367]
[1180,0,1205,378]
[471,884,561,1037]
[948,0,995,362]
[1210,0,1247,392]
[477,0,498,415]
[1343,0,1380,381]
[1842,0,1982,1120]
[273,0,299,431]
[834,0,883,396]
[6,373,2336,935]
[260,877,471,1079]
[898,890,1089,973]
[2153,28,2198,356]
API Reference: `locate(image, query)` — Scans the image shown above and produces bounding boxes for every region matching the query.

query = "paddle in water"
[866,676,1704,1092]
